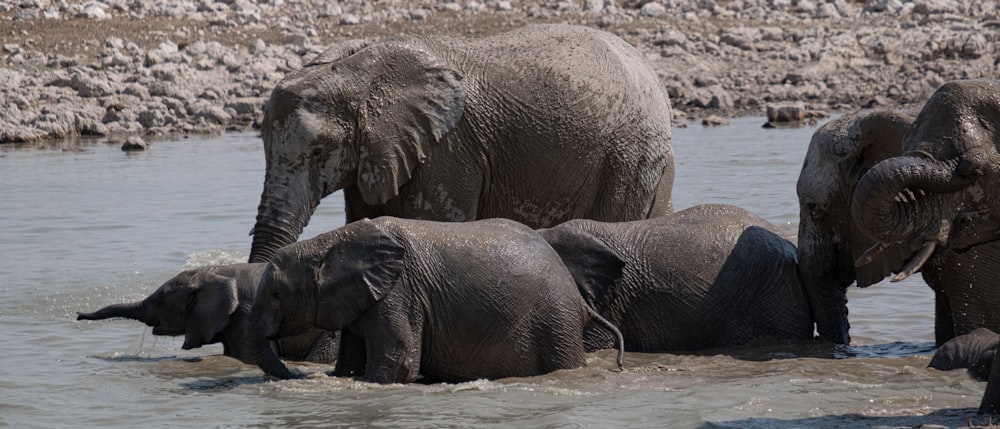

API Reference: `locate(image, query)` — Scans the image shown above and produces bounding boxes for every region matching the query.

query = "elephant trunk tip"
[76,312,96,320]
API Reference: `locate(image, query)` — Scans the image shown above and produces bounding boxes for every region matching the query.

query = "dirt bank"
[1,0,998,142]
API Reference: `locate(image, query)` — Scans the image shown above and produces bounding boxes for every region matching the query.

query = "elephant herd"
[76,23,1000,413]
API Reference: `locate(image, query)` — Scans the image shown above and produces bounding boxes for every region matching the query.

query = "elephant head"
[77,266,241,351]
[796,107,917,344]
[249,219,405,379]
[852,80,1000,281]
[248,39,464,263]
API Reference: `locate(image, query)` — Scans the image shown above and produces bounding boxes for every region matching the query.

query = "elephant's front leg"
[935,290,957,346]
[332,329,366,377]
[360,313,422,384]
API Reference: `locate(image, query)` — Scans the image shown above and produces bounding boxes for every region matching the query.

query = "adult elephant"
[247,217,624,383]
[796,107,917,345]
[248,23,674,263]
[851,80,1000,345]
[77,263,337,365]
[537,204,815,353]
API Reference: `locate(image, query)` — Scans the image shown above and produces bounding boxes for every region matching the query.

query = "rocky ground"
[1,0,998,143]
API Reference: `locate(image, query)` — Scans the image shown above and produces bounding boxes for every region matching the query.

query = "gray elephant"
[248,23,675,263]
[929,327,998,378]
[927,328,1000,414]
[77,263,337,365]
[247,217,624,383]
[849,80,1000,345]
[796,106,918,345]
[537,204,815,353]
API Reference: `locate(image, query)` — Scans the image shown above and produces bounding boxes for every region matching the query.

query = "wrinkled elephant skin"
[247,217,624,383]
[249,24,674,263]
[539,204,814,353]
[77,263,337,365]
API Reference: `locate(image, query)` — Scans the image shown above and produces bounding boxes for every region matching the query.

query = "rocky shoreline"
[1,0,998,143]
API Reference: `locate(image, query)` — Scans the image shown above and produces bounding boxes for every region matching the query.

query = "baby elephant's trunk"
[76,301,148,323]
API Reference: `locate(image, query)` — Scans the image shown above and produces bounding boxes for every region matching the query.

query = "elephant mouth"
[851,151,1000,282]
[855,208,1000,282]
[151,324,184,337]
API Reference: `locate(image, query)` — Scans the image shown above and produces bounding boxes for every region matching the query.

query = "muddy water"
[1,118,992,428]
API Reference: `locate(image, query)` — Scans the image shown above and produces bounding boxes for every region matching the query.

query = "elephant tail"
[586,307,625,371]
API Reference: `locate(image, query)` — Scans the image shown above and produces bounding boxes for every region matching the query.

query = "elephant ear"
[849,107,915,173]
[348,41,465,205]
[539,223,626,309]
[316,219,407,329]
[183,272,239,350]
[847,108,917,287]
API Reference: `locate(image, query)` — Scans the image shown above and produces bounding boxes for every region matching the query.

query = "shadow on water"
[669,338,937,362]
[181,376,266,391]
[93,354,205,363]
[698,408,994,429]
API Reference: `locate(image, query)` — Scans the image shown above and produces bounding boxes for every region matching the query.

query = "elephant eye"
[311,146,323,157]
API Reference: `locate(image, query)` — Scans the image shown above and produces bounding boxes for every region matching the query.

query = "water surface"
[0,117,989,428]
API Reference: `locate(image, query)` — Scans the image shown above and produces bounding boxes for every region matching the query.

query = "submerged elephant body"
[539,204,814,353]
[248,217,623,383]
[77,263,337,365]
[249,23,674,263]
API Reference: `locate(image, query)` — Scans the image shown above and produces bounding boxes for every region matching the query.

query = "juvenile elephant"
[247,217,624,383]
[77,263,337,365]
[248,23,675,263]
[929,327,998,378]
[537,204,815,353]
[927,328,1000,414]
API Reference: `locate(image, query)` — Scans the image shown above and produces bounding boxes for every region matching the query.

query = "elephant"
[77,263,338,365]
[248,23,675,263]
[797,81,1000,347]
[848,80,1000,345]
[246,217,625,383]
[929,327,998,379]
[927,328,1000,414]
[537,204,815,353]
[796,106,918,345]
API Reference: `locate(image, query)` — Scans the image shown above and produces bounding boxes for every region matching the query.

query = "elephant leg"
[275,328,330,362]
[935,290,957,346]
[331,329,366,378]
[980,343,1000,414]
[304,330,340,365]
[362,323,421,384]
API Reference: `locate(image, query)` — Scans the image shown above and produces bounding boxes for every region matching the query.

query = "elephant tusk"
[855,242,891,268]
[891,240,938,282]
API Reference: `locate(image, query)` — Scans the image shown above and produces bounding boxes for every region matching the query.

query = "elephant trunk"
[851,155,969,245]
[247,306,298,379]
[77,301,149,323]
[801,274,850,345]
[249,196,317,263]
[796,227,851,345]
[250,334,297,380]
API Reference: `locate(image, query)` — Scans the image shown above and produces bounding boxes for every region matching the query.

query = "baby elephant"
[927,328,1000,414]
[538,204,815,353]
[248,217,623,383]
[929,327,999,379]
[77,263,337,365]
